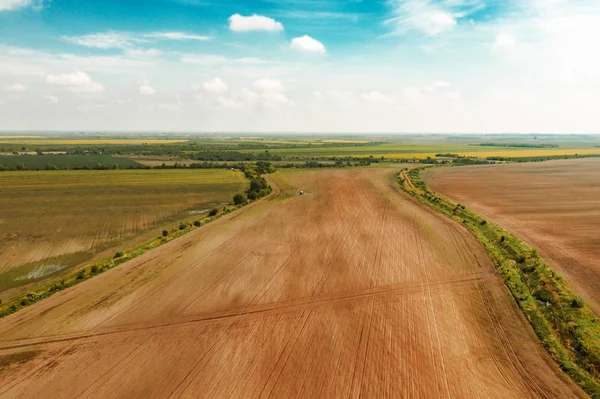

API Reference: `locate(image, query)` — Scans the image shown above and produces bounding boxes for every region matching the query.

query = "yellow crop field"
[360,148,600,159]
[321,139,370,144]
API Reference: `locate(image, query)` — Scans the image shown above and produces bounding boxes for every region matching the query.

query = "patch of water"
[189,209,209,215]
[14,264,65,282]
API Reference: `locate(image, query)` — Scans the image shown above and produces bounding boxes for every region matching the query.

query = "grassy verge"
[0,165,277,319]
[399,166,600,398]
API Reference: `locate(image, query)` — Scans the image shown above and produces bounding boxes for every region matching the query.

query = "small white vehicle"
[300,190,304,195]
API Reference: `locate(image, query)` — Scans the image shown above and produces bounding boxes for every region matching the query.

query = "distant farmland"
[0,139,188,145]
[0,155,140,170]
[238,143,600,159]
[0,169,247,296]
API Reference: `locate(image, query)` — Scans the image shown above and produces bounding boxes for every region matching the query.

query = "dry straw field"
[424,158,600,314]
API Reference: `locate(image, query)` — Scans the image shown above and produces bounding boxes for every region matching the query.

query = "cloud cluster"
[46,72,104,93]
[290,36,326,54]
[385,0,483,36]
[229,14,284,32]
[202,78,290,109]
[3,83,27,92]
[139,79,155,95]
[203,77,228,94]
[0,0,43,12]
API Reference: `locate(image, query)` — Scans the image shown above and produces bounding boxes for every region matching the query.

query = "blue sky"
[1,0,600,133]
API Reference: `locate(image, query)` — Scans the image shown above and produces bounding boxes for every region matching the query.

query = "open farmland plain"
[424,158,600,314]
[238,142,600,160]
[0,168,583,398]
[0,169,247,298]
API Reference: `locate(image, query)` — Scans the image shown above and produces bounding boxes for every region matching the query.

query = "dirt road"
[424,158,600,315]
[0,168,583,398]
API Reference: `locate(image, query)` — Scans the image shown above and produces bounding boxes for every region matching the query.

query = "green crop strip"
[399,166,600,398]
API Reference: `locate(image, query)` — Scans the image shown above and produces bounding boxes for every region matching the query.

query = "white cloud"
[494,33,517,48]
[203,77,228,94]
[237,57,265,65]
[157,102,181,110]
[126,48,161,57]
[253,78,285,93]
[0,0,42,12]
[139,80,155,95]
[3,83,27,92]
[361,91,396,104]
[252,79,289,105]
[217,96,244,109]
[63,31,210,50]
[385,0,482,36]
[290,35,326,54]
[425,80,452,92]
[180,54,229,65]
[46,72,105,93]
[317,90,357,104]
[229,14,284,32]
[214,79,289,109]
[63,32,140,50]
[43,94,58,104]
[145,32,211,41]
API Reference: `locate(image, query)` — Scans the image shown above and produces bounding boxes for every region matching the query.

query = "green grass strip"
[399,166,600,398]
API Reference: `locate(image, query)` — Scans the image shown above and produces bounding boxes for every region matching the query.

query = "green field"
[0,169,247,297]
[238,143,600,159]
[0,155,140,170]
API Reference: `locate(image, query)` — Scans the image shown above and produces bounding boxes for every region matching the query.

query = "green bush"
[90,265,99,274]
[233,193,246,205]
[572,297,585,308]
[209,208,218,216]
[179,222,188,230]
[113,251,124,259]
[162,229,168,237]
[533,289,555,304]
[77,268,86,280]
[193,220,201,227]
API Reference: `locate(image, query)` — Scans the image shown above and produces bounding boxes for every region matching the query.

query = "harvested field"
[424,158,600,315]
[0,168,583,398]
[0,169,247,295]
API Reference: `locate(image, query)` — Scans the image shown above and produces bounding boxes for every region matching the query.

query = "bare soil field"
[0,169,246,296]
[424,158,600,315]
[0,168,583,398]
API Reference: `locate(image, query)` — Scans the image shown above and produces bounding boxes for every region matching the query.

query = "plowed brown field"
[424,158,600,315]
[0,168,583,398]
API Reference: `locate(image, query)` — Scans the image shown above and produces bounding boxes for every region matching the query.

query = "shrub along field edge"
[0,163,278,319]
[399,166,600,398]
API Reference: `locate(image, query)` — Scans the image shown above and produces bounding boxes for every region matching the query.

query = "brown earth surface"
[0,168,584,398]
[424,158,600,315]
